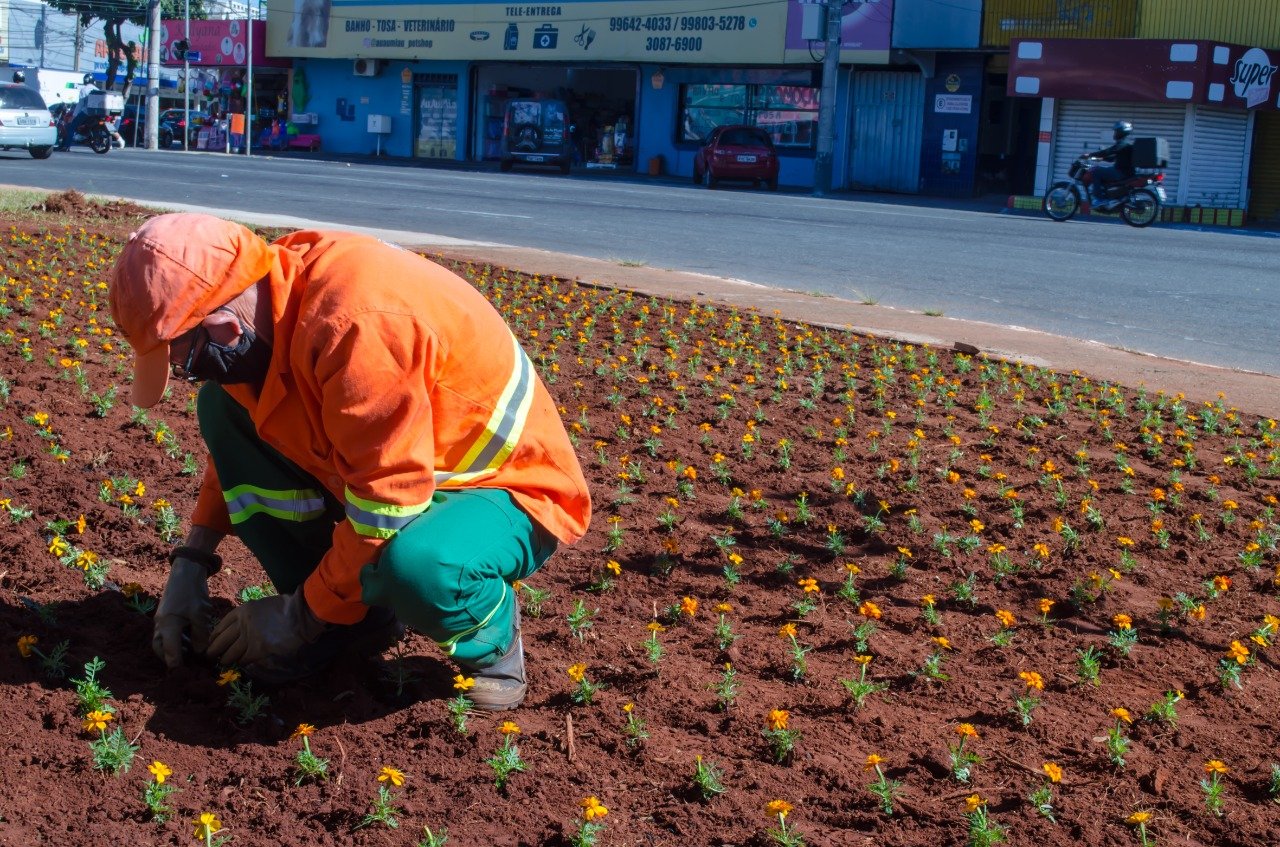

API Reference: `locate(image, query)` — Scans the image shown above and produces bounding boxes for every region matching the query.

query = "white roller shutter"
[1184,106,1251,208]
[1051,100,1186,202]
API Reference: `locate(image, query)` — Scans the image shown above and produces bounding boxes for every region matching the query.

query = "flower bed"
[1,193,1278,846]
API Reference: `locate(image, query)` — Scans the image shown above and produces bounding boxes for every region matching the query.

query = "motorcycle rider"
[57,73,99,151]
[1087,121,1136,209]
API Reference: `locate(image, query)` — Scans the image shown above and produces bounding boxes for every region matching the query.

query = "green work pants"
[197,383,556,667]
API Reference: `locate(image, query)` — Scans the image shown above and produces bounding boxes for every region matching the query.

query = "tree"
[45,0,207,97]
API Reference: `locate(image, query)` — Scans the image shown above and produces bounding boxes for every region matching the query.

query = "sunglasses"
[170,324,210,383]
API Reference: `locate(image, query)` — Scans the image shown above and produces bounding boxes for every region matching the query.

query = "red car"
[693,125,779,190]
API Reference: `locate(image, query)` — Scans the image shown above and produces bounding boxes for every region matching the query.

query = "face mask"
[188,324,273,385]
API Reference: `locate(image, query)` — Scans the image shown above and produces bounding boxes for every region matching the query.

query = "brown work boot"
[464,605,526,711]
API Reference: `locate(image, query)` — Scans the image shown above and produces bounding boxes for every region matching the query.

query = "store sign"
[265,0,788,64]
[1229,47,1276,109]
[160,20,287,68]
[782,0,893,63]
[934,94,972,114]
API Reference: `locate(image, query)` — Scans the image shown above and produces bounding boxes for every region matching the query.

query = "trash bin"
[648,155,664,176]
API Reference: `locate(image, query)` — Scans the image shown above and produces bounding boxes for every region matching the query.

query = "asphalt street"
[1,146,1276,375]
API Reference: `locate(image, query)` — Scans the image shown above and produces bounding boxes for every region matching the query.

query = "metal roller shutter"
[1248,111,1280,222]
[1051,100,1185,202]
[1184,106,1251,208]
[849,71,925,194]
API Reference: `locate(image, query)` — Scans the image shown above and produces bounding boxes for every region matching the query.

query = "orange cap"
[108,213,274,407]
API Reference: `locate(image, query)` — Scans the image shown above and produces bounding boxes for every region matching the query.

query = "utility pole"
[245,0,253,156]
[73,15,82,71]
[146,0,161,149]
[184,0,190,150]
[812,0,842,197]
[39,6,48,68]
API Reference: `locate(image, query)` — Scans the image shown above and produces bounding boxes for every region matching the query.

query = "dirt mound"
[33,189,154,221]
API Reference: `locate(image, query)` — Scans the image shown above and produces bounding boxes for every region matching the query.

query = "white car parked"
[0,82,57,159]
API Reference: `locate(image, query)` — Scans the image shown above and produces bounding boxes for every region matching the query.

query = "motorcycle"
[1043,157,1166,228]
[56,113,119,155]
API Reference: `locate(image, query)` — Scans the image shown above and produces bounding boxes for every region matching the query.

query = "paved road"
[2,147,1277,375]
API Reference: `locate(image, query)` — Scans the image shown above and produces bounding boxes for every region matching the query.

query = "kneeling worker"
[109,213,591,710]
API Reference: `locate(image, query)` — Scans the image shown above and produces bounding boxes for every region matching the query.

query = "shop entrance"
[415,73,459,160]
[977,73,1040,196]
[473,65,637,169]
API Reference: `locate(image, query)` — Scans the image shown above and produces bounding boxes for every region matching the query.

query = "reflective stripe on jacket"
[191,231,591,623]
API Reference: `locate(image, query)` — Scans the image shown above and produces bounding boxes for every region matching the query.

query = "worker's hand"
[206,591,328,670]
[152,557,213,670]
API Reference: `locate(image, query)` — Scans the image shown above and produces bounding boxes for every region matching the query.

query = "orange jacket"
[192,231,591,623]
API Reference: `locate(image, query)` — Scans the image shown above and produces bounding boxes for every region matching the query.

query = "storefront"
[160,19,291,151]
[1009,38,1275,217]
[472,64,637,167]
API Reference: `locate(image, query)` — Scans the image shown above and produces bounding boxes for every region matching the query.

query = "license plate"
[525,155,545,162]
[16,117,38,126]
[736,154,757,163]
[1154,186,1167,201]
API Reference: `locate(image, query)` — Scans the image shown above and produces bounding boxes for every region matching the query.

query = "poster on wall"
[782,0,893,63]
[265,0,789,63]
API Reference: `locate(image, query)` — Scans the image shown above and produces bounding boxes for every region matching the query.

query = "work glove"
[152,557,213,670]
[206,590,329,670]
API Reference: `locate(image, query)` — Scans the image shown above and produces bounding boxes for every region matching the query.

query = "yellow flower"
[764,799,793,819]
[714,603,732,614]
[499,721,521,736]
[1117,536,1135,547]
[148,761,173,784]
[778,623,798,639]
[622,702,634,714]
[18,634,37,658]
[82,709,113,732]
[1042,762,1063,783]
[852,654,873,666]
[680,596,698,617]
[192,812,222,840]
[1111,707,1133,724]
[605,560,622,576]
[646,621,666,633]
[932,636,952,650]
[955,723,978,738]
[994,609,1016,629]
[75,514,86,534]
[864,753,884,771]
[567,663,587,683]
[291,723,316,739]
[1226,640,1250,664]
[897,546,912,558]
[1212,575,1230,592]
[858,600,882,620]
[1037,598,1054,615]
[922,594,935,606]
[48,535,68,557]
[378,766,406,787]
[798,577,820,594]
[1019,670,1044,691]
[1126,811,1151,825]
[1189,604,1206,621]
[1032,542,1050,559]
[765,709,790,731]
[580,796,609,821]
[1204,760,1229,775]
[965,794,983,813]
[217,669,241,686]
[1112,613,1133,631]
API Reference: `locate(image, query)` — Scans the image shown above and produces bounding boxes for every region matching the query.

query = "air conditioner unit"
[353,58,382,77]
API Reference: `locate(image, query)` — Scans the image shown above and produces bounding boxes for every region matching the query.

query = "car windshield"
[719,128,769,147]
[0,86,48,110]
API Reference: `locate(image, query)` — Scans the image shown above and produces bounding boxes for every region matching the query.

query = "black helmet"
[83,73,94,85]
[12,70,25,83]
[1113,120,1134,141]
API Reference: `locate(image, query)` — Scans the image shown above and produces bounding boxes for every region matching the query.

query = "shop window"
[678,83,818,150]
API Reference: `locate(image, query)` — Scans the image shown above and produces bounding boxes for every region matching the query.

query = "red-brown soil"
[1,192,1279,847]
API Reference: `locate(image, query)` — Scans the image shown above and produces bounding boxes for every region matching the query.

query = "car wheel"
[159,127,174,148]
[30,146,54,159]
[702,167,716,189]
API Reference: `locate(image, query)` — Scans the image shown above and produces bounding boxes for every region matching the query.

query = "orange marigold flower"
[680,596,698,617]
[778,623,798,640]
[1019,670,1044,691]
[858,600,882,620]
[1204,760,1229,775]
[765,709,790,731]
[1112,613,1133,631]
[1226,640,1250,664]
[864,753,884,771]
[994,609,1016,629]
[765,799,793,819]
[1037,598,1054,615]
[1111,707,1133,724]
[955,723,978,738]
[1042,762,1063,783]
